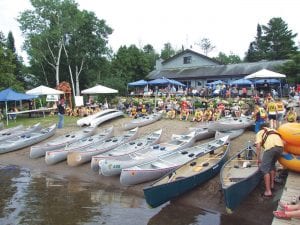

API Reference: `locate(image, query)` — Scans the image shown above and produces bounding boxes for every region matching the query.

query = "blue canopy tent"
[127,79,148,87]
[148,77,186,87]
[230,78,253,86]
[206,80,224,85]
[0,88,38,125]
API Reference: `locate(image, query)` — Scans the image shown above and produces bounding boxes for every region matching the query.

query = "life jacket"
[287,112,296,122]
[261,128,281,148]
[267,102,277,113]
[276,102,284,112]
[259,107,267,119]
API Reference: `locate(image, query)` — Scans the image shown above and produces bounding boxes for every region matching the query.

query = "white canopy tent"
[245,69,286,97]
[244,69,286,79]
[26,85,64,95]
[81,84,118,94]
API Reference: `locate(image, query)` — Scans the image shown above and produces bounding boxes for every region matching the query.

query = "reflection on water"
[0,165,160,225]
[0,165,274,225]
[148,203,221,225]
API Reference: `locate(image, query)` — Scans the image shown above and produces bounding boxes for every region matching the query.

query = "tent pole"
[5,101,8,126]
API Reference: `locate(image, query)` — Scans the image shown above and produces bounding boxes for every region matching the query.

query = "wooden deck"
[272,171,300,225]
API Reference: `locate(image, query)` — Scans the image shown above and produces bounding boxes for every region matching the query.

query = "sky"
[0,0,299,62]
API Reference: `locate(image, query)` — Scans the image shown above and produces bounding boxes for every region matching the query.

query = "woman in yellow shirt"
[285,107,297,122]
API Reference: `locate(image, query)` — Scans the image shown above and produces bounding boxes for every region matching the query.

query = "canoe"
[215,129,245,140]
[220,142,261,213]
[120,135,230,186]
[188,123,215,141]
[44,126,114,165]
[76,109,121,127]
[0,124,57,154]
[0,123,42,142]
[143,141,231,208]
[90,110,124,128]
[208,116,254,132]
[0,124,24,140]
[122,112,162,130]
[100,131,196,177]
[30,126,96,158]
[66,127,138,169]
[93,129,162,165]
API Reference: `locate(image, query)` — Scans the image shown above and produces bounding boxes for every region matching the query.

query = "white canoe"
[30,126,96,158]
[188,123,215,142]
[0,124,57,154]
[120,135,230,186]
[90,129,163,173]
[68,127,139,169]
[77,109,120,127]
[122,112,162,130]
[45,126,114,165]
[208,116,254,132]
[0,124,24,141]
[90,110,124,128]
[99,131,196,177]
[215,129,245,140]
[0,123,42,142]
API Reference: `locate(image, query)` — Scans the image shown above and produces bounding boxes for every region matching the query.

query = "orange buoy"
[278,152,300,173]
[285,142,300,155]
[277,123,300,146]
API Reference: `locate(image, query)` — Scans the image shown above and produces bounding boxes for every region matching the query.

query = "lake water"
[0,165,278,225]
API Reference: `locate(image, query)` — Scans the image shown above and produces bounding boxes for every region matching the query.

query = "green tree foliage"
[109,44,157,95]
[18,0,112,96]
[196,38,215,56]
[0,32,23,91]
[160,43,176,60]
[213,52,241,65]
[245,18,297,61]
[278,52,300,83]
[6,31,26,85]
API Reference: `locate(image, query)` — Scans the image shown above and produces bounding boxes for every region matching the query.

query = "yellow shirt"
[255,128,284,151]
[267,102,277,115]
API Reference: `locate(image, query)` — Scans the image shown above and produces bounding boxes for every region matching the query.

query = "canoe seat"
[193,166,202,172]
[229,177,245,182]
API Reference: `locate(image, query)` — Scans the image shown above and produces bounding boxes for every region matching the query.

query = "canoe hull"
[0,124,56,154]
[222,170,262,213]
[143,156,228,208]
[123,113,162,130]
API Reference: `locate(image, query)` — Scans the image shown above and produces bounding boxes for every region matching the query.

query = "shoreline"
[0,117,280,220]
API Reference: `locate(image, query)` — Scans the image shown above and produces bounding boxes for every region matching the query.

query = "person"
[273,201,300,220]
[285,107,297,123]
[57,99,65,129]
[266,98,277,129]
[179,108,189,121]
[252,105,266,133]
[192,108,203,122]
[275,98,285,128]
[255,127,284,197]
[166,107,176,120]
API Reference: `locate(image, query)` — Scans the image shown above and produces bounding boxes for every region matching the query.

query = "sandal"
[273,210,291,220]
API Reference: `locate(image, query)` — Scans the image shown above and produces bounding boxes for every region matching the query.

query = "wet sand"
[0,116,280,223]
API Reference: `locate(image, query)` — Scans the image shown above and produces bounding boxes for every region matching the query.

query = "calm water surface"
[0,165,276,225]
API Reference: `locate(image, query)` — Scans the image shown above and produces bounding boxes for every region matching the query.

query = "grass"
[3,115,78,128]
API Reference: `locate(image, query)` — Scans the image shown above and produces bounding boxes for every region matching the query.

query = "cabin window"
[183,56,192,64]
